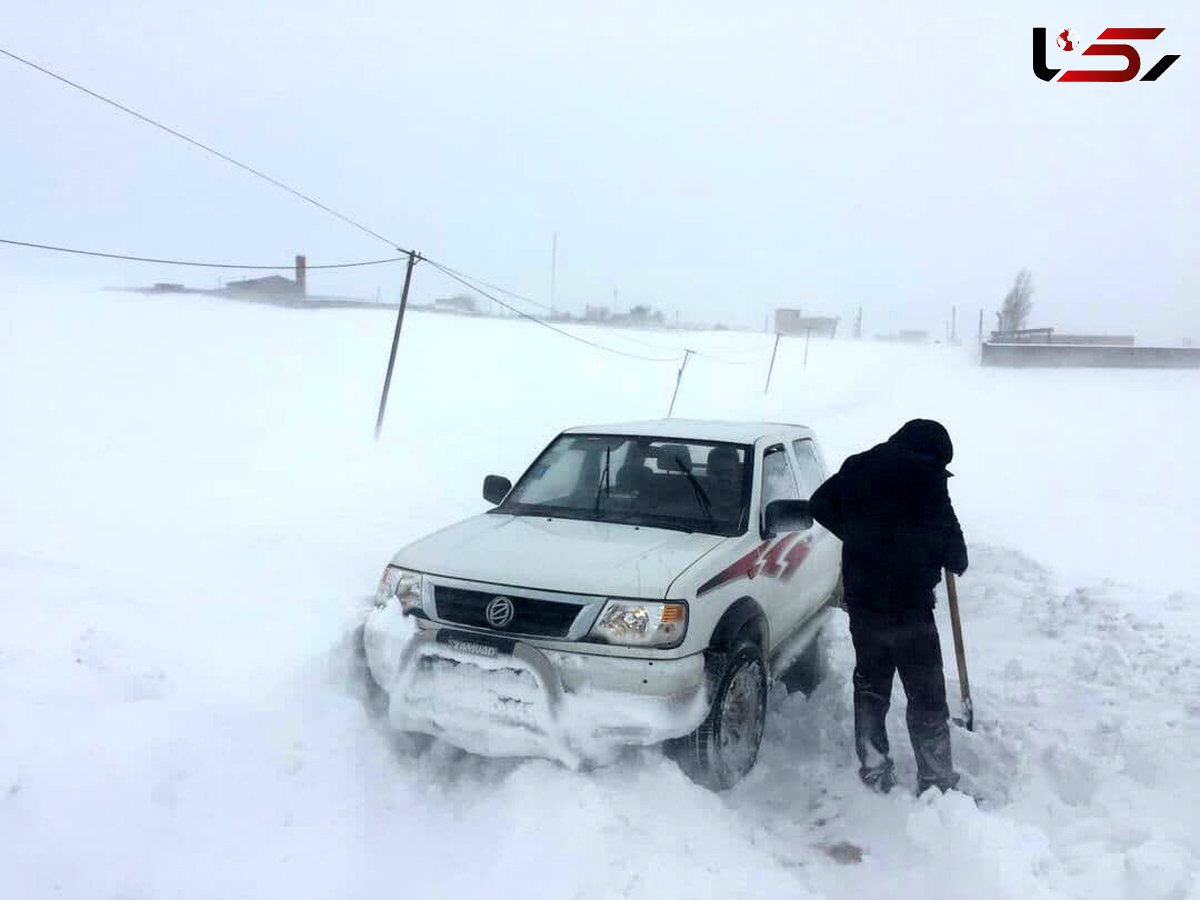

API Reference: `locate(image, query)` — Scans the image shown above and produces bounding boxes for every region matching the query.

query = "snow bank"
[1,285,1197,899]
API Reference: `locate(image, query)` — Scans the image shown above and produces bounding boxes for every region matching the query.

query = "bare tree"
[997,269,1034,333]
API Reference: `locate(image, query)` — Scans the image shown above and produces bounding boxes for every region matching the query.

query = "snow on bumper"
[362,601,708,765]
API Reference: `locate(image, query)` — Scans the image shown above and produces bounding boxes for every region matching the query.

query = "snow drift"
[1,285,1198,900]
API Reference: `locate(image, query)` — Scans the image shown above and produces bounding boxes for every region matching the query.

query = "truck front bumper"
[362,602,708,766]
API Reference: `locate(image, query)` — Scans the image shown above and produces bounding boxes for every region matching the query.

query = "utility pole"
[550,232,557,316]
[667,350,693,417]
[613,287,619,314]
[951,305,958,344]
[854,306,863,339]
[978,309,984,342]
[803,327,812,368]
[764,332,782,394]
[374,250,420,440]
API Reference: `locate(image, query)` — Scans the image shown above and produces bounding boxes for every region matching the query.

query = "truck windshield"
[497,434,752,536]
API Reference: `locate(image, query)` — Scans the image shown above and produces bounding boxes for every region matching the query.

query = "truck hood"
[391,514,724,598]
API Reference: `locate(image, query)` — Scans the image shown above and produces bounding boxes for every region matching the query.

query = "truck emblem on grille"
[485,595,516,628]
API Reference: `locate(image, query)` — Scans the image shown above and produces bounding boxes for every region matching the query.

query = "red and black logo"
[1033,27,1180,82]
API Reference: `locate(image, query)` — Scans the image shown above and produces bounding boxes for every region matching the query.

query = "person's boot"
[860,759,896,794]
[916,772,960,795]
[853,681,894,793]
[908,703,960,796]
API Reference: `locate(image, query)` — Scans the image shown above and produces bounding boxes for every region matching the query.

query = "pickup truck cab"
[363,419,842,788]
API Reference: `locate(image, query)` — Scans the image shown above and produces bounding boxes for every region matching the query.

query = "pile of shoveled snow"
[743,544,1200,900]
[1,286,1197,900]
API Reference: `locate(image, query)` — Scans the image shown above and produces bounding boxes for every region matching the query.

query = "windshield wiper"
[676,454,714,524]
[593,445,613,513]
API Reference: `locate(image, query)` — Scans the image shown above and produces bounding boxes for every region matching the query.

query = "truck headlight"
[376,566,424,613]
[588,600,688,648]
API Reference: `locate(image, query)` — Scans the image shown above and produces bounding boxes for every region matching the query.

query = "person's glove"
[945,546,968,577]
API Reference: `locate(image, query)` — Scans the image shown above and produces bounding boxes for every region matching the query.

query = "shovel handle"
[945,571,973,730]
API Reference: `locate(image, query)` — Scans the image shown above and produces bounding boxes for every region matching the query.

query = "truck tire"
[670,638,767,791]
[780,628,828,696]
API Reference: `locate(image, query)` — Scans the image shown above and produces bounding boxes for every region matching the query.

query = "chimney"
[295,254,307,296]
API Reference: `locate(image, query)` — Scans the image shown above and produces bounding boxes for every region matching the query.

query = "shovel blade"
[952,697,975,732]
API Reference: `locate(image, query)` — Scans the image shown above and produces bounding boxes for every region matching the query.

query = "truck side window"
[791,439,826,499]
[761,444,800,508]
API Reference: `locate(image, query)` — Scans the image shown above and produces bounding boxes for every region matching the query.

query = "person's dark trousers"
[847,603,959,794]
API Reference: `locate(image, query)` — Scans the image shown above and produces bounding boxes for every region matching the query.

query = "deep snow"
[1,285,1198,900]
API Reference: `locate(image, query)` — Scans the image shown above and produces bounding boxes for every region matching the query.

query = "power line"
[0,45,408,253]
[0,237,404,270]
[584,323,757,366]
[422,257,554,313]
[692,350,759,367]
[1,45,762,368]
[426,259,682,364]
[427,257,764,366]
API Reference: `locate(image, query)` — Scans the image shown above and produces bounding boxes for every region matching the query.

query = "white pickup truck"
[363,419,842,788]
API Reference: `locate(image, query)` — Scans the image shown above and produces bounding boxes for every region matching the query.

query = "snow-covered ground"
[2,285,1198,900]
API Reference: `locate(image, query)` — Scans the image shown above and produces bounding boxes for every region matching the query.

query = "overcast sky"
[3,0,1196,339]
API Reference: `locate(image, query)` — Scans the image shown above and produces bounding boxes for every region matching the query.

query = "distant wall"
[1046,334,1136,346]
[982,342,1200,369]
[990,330,1135,346]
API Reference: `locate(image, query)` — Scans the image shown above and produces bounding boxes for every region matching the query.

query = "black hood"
[888,419,953,467]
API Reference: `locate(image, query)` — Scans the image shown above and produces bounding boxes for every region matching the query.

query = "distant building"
[876,330,931,344]
[224,255,307,298]
[225,274,301,296]
[433,294,478,315]
[775,308,839,337]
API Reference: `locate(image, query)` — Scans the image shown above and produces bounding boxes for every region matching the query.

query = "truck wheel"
[780,629,828,696]
[671,639,767,791]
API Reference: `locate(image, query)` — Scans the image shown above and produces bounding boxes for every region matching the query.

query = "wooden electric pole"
[374,250,421,440]
[667,350,693,417]
[764,332,782,394]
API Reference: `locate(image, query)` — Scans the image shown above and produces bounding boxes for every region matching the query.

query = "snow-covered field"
[2,286,1198,900]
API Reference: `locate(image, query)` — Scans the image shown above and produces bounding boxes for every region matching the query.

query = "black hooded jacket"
[809,419,968,614]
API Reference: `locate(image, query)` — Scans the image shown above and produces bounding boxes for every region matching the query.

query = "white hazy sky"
[2,1,1197,339]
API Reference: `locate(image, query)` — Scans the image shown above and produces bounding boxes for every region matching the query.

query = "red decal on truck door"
[696,540,770,597]
[697,535,813,597]
[780,538,811,581]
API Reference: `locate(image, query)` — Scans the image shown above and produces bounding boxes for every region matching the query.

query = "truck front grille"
[434,586,582,638]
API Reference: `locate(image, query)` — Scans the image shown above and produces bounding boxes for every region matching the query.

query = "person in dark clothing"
[808,419,968,794]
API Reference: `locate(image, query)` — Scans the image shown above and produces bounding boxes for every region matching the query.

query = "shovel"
[945,571,974,731]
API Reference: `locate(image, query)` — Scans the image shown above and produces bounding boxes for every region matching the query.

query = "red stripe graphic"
[696,535,813,597]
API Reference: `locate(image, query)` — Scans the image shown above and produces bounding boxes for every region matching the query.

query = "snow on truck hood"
[391,514,724,598]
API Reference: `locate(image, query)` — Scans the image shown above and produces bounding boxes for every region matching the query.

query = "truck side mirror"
[482,474,512,505]
[764,499,813,536]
